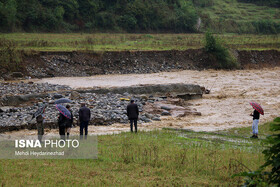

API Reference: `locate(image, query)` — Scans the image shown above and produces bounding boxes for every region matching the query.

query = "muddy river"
[5,67,280,136]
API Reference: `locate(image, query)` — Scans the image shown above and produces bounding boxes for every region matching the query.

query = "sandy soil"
[6,67,280,136]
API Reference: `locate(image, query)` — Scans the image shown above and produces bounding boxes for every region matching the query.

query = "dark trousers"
[59,125,65,140]
[80,121,89,139]
[37,122,44,142]
[130,119,137,133]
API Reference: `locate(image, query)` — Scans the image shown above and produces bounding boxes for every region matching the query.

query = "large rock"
[78,83,203,99]
[70,91,81,100]
[161,111,171,116]
[53,94,63,99]
[11,72,24,78]
[1,93,48,106]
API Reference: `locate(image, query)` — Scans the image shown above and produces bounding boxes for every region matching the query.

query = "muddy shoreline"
[1,49,280,80]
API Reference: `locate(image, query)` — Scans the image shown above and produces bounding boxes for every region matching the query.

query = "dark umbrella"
[56,104,71,119]
[54,98,72,104]
[250,102,264,115]
[32,104,46,119]
[28,104,46,123]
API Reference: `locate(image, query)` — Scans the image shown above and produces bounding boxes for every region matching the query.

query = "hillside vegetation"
[0,0,279,34]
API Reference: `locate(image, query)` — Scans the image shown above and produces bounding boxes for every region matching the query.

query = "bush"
[118,14,137,32]
[192,0,214,7]
[204,32,239,69]
[0,39,22,72]
[261,117,280,185]
[253,20,280,34]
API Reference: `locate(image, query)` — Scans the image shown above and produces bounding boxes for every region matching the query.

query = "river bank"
[1,49,280,80]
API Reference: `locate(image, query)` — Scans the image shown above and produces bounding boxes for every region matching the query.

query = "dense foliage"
[262,117,280,185]
[204,32,239,69]
[0,0,279,33]
[0,0,198,32]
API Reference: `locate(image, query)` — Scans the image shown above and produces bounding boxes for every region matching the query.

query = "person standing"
[58,111,67,140]
[79,103,91,139]
[250,109,260,138]
[36,107,45,142]
[126,100,139,133]
[65,105,73,139]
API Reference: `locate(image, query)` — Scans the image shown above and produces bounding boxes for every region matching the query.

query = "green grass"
[198,0,280,33]
[200,0,280,22]
[0,127,268,186]
[217,120,272,139]
[0,33,279,52]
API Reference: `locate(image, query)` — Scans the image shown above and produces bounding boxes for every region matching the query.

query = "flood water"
[6,67,280,135]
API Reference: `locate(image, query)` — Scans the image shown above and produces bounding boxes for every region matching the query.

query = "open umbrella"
[56,104,71,119]
[31,104,46,119]
[250,102,264,115]
[28,104,46,123]
[54,98,72,104]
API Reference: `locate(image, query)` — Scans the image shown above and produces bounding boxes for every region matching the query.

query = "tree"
[0,0,17,31]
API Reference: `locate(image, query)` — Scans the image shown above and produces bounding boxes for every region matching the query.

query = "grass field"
[201,0,280,22]
[197,0,280,33]
[1,33,279,52]
[0,122,271,186]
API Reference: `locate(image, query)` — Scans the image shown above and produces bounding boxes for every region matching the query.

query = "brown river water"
[5,67,280,136]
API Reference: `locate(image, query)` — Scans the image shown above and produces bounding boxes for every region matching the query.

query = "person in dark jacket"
[65,105,73,139]
[250,109,260,138]
[126,100,139,133]
[58,112,67,140]
[36,107,45,142]
[79,103,91,139]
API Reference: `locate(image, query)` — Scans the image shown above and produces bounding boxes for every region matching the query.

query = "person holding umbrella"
[65,105,73,139]
[56,104,72,140]
[249,102,264,139]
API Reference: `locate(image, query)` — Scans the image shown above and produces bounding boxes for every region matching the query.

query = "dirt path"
[6,67,280,136]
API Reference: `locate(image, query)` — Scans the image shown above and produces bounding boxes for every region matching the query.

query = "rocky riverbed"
[0,81,200,132]
[0,82,71,96]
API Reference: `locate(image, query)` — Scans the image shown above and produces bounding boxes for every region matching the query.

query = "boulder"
[53,94,63,99]
[140,94,149,100]
[70,91,80,100]
[161,111,171,116]
[152,117,161,121]
[161,105,172,111]
[11,72,24,78]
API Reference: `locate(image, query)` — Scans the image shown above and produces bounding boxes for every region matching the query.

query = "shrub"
[192,0,214,7]
[204,31,239,69]
[261,117,280,185]
[253,20,280,34]
[0,39,22,72]
[118,14,137,32]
